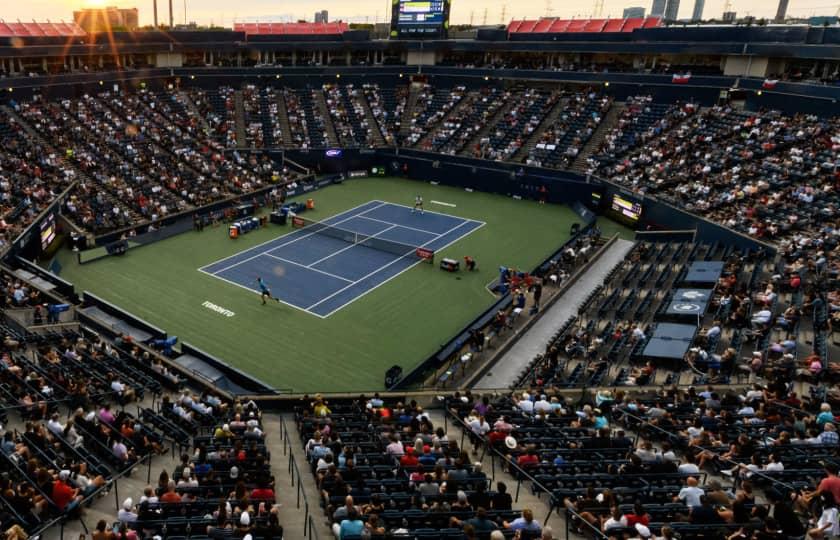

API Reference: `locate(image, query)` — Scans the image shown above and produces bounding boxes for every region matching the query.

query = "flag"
[672,73,692,84]
[762,79,779,90]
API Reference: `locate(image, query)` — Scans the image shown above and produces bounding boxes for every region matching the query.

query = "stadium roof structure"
[233,22,349,36]
[0,20,86,37]
[507,16,662,34]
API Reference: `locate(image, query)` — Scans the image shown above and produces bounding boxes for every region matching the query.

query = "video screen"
[391,0,450,38]
[40,213,56,251]
[611,194,643,221]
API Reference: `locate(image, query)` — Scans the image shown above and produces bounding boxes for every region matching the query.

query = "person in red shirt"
[516,448,539,469]
[52,471,81,511]
[797,463,840,513]
[159,481,182,503]
[250,480,275,501]
[400,447,419,468]
[624,502,651,527]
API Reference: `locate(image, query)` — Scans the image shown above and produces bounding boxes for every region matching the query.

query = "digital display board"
[390,0,451,39]
[611,194,643,221]
[40,213,56,251]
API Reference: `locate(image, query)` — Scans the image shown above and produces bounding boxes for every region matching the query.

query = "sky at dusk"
[0,0,836,27]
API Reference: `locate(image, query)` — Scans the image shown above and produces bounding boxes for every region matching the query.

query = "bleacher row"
[296,397,547,539]
[513,237,839,392]
[449,381,839,540]
[4,84,837,260]
[507,17,662,35]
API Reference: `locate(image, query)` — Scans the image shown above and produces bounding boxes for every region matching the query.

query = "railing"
[28,451,156,538]
[446,406,616,540]
[279,416,318,539]
[613,408,802,492]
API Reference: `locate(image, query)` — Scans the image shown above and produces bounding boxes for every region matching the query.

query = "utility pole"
[470,10,475,25]
[482,8,488,25]
[500,4,507,24]
[152,0,158,28]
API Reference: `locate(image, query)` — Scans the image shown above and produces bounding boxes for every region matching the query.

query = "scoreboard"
[390,0,451,39]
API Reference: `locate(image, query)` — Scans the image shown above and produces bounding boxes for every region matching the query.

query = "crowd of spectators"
[297,394,557,539]
[3,87,298,236]
[450,375,840,540]
[591,105,840,252]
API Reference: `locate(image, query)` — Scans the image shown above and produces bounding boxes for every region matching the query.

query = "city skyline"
[0,0,836,27]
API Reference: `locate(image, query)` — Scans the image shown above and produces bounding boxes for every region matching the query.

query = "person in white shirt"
[118,498,138,523]
[515,394,534,414]
[385,435,404,457]
[47,413,65,436]
[676,477,704,507]
[678,454,701,475]
[466,412,490,454]
[534,396,552,414]
[602,507,627,531]
[807,492,840,539]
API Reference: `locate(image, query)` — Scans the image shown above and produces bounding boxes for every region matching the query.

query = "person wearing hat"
[632,524,652,539]
[236,511,252,537]
[52,470,81,512]
[399,446,419,468]
[418,444,436,467]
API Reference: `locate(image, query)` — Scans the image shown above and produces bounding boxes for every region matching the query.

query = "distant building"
[691,0,704,21]
[314,10,329,23]
[774,0,789,22]
[623,7,646,18]
[73,6,139,32]
[664,0,680,20]
[650,0,667,17]
[722,10,737,21]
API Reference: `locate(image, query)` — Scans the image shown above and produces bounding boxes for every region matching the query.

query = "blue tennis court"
[198,200,485,317]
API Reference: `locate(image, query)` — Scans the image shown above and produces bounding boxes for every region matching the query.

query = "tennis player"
[412,195,424,214]
[256,277,280,305]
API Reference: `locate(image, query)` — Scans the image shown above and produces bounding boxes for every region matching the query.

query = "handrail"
[279,415,314,537]
[614,408,801,491]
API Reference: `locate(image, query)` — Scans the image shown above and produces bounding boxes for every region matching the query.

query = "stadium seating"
[506,17,662,35]
[233,22,349,36]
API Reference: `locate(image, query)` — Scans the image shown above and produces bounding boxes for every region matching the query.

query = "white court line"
[431,200,457,208]
[374,199,487,227]
[308,219,480,314]
[197,200,384,272]
[306,225,398,268]
[354,215,442,237]
[205,202,388,276]
[196,267,327,319]
[264,253,354,283]
[317,220,487,318]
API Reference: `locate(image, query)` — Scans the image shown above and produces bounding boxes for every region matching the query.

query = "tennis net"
[291,215,434,262]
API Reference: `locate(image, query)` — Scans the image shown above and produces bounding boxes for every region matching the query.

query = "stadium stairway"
[473,238,636,390]
[357,90,387,146]
[313,88,340,147]
[399,83,422,138]
[414,91,475,150]
[233,89,248,148]
[274,91,295,147]
[178,90,211,133]
[511,96,568,163]
[570,100,622,173]
[458,94,520,157]
[50,408,306,540]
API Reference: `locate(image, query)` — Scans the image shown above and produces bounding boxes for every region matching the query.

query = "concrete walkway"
[474,239,635,389]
